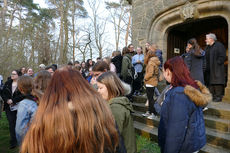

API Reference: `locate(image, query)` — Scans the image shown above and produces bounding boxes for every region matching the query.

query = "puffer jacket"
[144,57,160,86]
[158,81,212,153]
[109,97,137,153]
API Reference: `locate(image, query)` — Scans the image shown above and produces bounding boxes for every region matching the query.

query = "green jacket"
[109,97,137,153]
[121,53,133,81]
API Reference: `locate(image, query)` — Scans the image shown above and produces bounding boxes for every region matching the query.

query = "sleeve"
[110,63,116,73]
[2,83,10,102]
[186,54,192,71]
[16,102,37,144]
[141,55,144,64]
[12,90,24,104]
[15,102,28,143]
[132,56,137,65]
[110,104,125,133]
[217,43,226,65]
[202,56,206,73]
[144,63,158,81]
[121,57,128,79]
[164,93,189,153]
[144,64,153,81]
[159,51,163,68]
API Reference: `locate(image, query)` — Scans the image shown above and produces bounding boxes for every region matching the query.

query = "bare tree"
[87,0,108,58]
[105,0,131,49]
[70,0,87,63]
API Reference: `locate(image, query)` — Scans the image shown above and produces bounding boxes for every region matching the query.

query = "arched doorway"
[147,1,230,101]
[167,16,228,59]
[167,16,228,91]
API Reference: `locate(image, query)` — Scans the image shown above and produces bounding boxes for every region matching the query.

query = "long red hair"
[164,56,198,88]
[21,67,119,153]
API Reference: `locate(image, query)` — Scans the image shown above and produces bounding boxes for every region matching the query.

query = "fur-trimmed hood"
[184,80,212,107]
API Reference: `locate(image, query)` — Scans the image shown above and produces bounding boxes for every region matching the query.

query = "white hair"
[206,33,217,41]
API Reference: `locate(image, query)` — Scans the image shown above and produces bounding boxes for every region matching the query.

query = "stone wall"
[131,0,230,101]
[132,0,186,46]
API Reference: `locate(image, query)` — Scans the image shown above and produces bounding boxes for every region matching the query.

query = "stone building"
[129,0,230,101]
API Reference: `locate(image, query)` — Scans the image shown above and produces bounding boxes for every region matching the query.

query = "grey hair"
[206,33,217,41]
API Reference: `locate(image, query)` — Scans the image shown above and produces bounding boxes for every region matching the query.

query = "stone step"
[199,144,230,153]
[133,114,230,150]
[203,102,230,120]
[132,98,230,120]
[132,110,230,133]
[204,115,230,133]
[134,121,230,153]
[205,127,230,150]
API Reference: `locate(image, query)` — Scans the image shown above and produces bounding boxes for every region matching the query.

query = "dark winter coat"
[112,55,123,74]
[158,81,212,153]
[2,79,24,111]
[205,41,226,85]
[121,54,133,83]
[182,49,206,84]
[155,49,163,68]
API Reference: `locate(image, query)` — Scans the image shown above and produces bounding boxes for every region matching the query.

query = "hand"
[137,60,141,63]
[90,76,97,85]
[7,99,13,105]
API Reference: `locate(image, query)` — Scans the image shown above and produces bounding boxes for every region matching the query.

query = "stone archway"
[148,0,230,101]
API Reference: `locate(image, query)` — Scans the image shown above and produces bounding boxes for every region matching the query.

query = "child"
[97,72,136,153]
[15,76,37,144]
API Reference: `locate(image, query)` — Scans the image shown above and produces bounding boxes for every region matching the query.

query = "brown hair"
[92,61,110,72]
[20,67,118,153]
[144,50,157,65]
[18,75,33,95]
[32,70,51,102]
[122,47,129,56]
[97,72,125,100]
[112,51,121,57]
[103,57,112,65]
[187,38,201,56]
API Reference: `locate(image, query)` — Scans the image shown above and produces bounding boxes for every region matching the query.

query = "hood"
[184,80,212,107]
[122,81,131,95]
[109,96,134,113]
[112,55,123,61]
[124,53,132,60]
[149,57,160,66]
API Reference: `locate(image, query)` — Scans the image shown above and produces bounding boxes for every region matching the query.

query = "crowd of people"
[0,33,227,153]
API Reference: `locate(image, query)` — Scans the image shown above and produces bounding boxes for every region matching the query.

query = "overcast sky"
[33,0,130,60]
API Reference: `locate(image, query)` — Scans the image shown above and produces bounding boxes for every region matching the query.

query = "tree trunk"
[58,1,64,64]
[4,4,17,51]
[125,11,131,46]
[72,3,76,63]
[0,0,7,43]
[63,1,69,64]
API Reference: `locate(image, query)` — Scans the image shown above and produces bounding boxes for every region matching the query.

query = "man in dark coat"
[204,33,226,102]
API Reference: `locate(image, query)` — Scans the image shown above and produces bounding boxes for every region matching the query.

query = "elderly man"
[205,33,226,102]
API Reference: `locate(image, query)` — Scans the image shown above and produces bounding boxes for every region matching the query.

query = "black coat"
[2,79,24,111]
[205,41,226,85]
[182,49,206,84]
[112,55,123,74]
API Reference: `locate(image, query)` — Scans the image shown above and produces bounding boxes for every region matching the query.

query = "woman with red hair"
[158,56,212,153]
[20,67,126,153]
